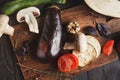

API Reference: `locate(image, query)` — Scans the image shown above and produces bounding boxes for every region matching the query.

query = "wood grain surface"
[10,4,118,80]
[0,35,24,80]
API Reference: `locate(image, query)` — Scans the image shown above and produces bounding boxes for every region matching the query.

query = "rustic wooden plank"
[87,60,120,80]
[87,66,105,80]
[107,19,120,33]
[71,72,88,80]
[0,35,24,80]
[103,60,120,80]
[10,4,118,80]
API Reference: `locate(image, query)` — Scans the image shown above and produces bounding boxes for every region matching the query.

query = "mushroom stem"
[77,32,88,53]
[0,24,14,37]
[4,24,14,36]
[63,41,78,50]
[25,13,39,33]
[0,14,14,37]
[63,33,88,53]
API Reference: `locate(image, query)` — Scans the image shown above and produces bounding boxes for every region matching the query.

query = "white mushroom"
[63,32,88,53]
[0,14,14,37]
[17,7,40,33]
[77,32,88,53]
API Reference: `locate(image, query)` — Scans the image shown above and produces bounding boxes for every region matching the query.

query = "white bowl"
[84,0,120,18]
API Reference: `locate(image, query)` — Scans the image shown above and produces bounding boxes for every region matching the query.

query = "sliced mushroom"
[86,35,101,58]
[72,43,96,67]
[17,7,40,33]
[0,14,14,37]
[77,32,88,53]
[64,32,88,53]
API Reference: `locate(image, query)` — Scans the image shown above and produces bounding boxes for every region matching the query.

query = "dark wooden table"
[0,0,120,80]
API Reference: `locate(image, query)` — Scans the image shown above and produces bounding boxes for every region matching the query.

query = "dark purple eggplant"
[96,23,111,38]
[37,6,62,63]
[83,26,98,36]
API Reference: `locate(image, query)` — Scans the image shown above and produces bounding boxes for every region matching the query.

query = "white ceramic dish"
[84,0,120,18]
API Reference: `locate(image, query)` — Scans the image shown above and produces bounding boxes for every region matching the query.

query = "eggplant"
[37,6,62,63]
[83,26,98,36]
[96,23,111,38]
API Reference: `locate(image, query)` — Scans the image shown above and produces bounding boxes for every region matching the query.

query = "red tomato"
[57,54,78,72]
[102,40,114,56]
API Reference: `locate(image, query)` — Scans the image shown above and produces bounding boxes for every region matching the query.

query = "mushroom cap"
[17,7,40,23]
[84,0,120,18]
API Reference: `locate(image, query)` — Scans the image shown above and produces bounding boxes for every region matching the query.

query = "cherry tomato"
[57,54,78,72]
[102,40,114,56]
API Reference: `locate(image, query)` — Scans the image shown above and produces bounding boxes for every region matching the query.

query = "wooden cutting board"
[10,4,118,80]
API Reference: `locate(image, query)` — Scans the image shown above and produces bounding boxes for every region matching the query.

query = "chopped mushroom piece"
[64,22,87,52]
[17,7,40,33]
[0,14,14,37]
[64,32,88,53]
[77,32,88,53]
[67,21,80,34]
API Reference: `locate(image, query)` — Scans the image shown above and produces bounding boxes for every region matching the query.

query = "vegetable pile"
[0,0,119,74]
[64,22,101,67]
